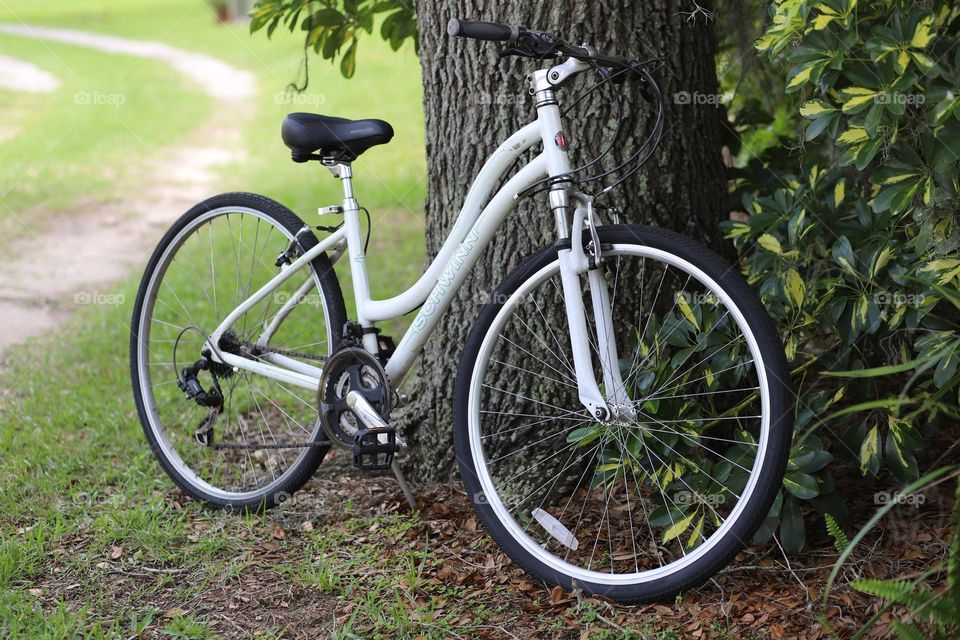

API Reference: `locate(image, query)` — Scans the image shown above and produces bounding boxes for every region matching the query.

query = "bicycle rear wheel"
[130,192,346,511]
[455,224,792,603]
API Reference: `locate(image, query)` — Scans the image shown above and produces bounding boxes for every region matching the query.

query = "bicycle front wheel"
[454,224,792,603]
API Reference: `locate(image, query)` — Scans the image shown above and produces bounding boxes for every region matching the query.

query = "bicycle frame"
[207,57,627,420]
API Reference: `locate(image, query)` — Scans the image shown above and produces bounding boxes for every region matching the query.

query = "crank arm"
[346,390,389,430]
[346,391,407,454]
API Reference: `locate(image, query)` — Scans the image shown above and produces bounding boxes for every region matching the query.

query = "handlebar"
[447,18,519,42]
[448,18,632,71]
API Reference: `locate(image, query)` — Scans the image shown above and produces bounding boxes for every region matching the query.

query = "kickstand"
[391,460,417,510]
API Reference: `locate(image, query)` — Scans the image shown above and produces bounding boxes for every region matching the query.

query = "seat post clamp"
[325,163,352,179]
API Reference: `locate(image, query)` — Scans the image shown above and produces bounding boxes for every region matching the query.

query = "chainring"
[318,347,392,449]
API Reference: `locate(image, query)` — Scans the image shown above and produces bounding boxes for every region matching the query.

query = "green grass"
[0,0,427,269]
[0,33,209,225]
[0,286,515,636]
[0,287,708,636]
[0,1,430,635]
[0,0,427,208]
[0,0,427,331]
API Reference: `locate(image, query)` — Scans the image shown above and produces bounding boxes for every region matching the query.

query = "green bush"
[724,0,960,551]
[821,466,960,639]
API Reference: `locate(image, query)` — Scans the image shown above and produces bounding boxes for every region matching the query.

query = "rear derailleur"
[178,356,224,447]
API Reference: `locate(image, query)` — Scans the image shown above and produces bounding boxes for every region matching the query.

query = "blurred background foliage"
[250,0,417,79]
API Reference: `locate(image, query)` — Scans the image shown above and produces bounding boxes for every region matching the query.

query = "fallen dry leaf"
[548,585,573,605]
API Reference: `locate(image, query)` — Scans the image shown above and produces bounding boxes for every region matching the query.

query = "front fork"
[554,191,635,422]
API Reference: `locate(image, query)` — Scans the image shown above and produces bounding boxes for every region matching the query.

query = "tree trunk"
[399,0,726,483]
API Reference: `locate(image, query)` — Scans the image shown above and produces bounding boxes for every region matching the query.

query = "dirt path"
[0,52,60,92]
[0,52,60,144]
[0,24,257,352]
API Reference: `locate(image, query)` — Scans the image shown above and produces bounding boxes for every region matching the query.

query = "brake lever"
[498,30,565,61]
[498,48,567,63]
[598,65,633,85]
[497,46,528,60]
[596,60,657,101]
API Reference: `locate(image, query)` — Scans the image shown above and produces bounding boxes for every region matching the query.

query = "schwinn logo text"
[411,228,481,333]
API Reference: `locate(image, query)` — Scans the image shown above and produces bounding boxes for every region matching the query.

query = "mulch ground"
[24,447,957,639]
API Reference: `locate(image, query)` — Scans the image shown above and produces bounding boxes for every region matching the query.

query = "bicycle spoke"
[498,334,577,386]
[489,357,578,389]
[639,385,759,404]
[512,314,577,379]
[649,358,754,400]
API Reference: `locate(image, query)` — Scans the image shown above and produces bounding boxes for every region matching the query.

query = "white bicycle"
[131,19,793,603]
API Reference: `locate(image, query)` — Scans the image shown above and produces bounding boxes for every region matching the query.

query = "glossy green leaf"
[779,498,805,553]
[758,234,783,255]
[312,8,345,27]
[340,39,358,78]
[859,425,882,476]
[662,512,695,544]
[831,236,857,273]
[783,472,820,499]
[784,269,805,307]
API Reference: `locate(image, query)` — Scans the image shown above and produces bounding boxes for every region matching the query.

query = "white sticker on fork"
[532,508,579,551]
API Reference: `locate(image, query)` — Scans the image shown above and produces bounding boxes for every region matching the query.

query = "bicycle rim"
[466,243,772,585]
[135,206,333,501]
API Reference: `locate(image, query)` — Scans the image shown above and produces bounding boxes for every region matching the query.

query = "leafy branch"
[250,0,417,79]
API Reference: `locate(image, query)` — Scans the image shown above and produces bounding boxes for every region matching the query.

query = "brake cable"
[514,56,665,202]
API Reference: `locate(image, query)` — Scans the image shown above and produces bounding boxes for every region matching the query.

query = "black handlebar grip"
[447,18,519,42]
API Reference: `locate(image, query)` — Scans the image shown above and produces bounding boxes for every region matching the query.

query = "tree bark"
[400,0,726,483]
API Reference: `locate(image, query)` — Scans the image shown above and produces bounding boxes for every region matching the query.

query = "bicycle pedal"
[352,427,400,471]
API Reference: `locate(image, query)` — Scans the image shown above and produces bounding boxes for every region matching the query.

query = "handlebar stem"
[528,56,592,93]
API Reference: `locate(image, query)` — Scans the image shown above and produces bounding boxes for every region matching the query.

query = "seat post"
[326,162,358,211]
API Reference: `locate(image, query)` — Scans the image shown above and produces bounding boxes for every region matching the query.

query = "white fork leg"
[587,266,634,420]
[557,248,610,421]
[556,196,631,421]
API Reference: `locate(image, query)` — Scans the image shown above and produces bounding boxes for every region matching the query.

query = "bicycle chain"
[226,338,327,363]
[255,344,327,362]
[212,440,330,450]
